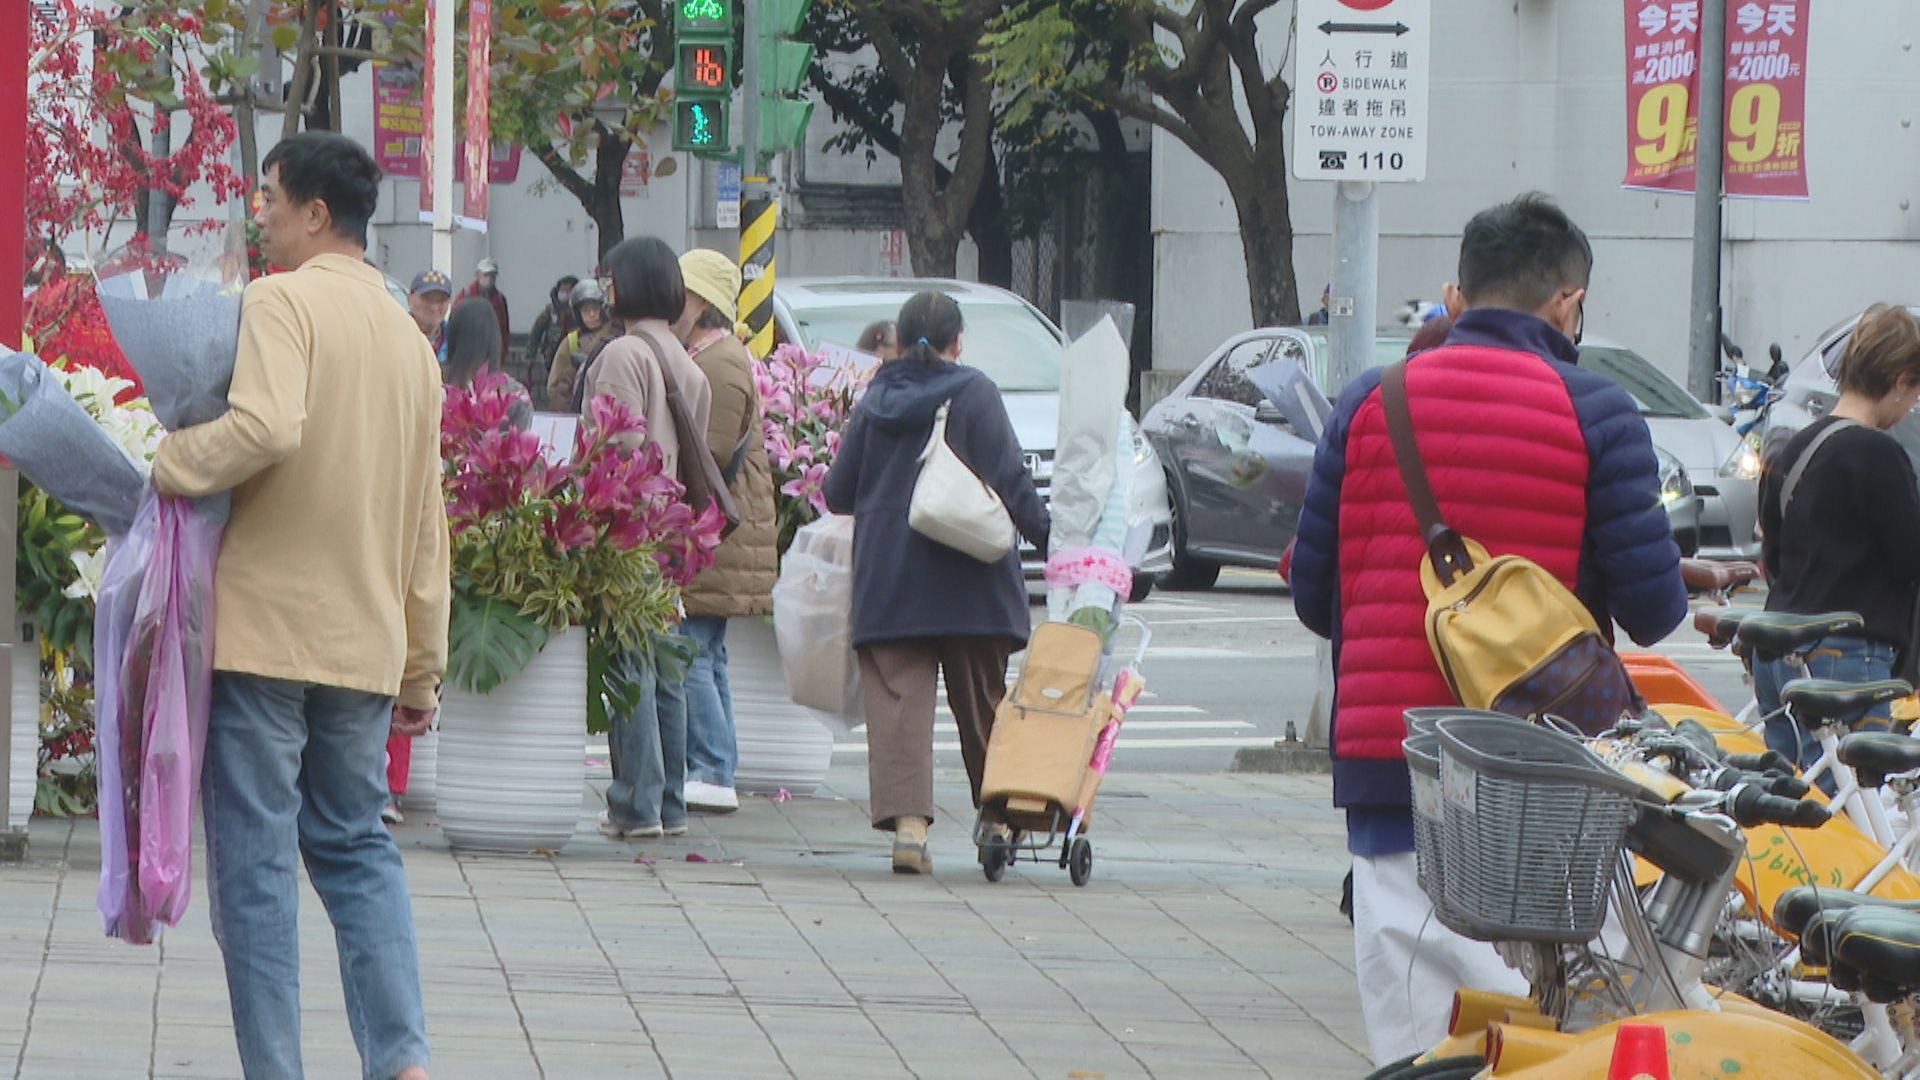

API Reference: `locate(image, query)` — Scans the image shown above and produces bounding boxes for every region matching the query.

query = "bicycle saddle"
[1782,678,1913,726]
[1680,559,1761,594]
[1693,608,1753,649]
[1774,886,1920,942]
[1734,611,1866,659]
[1839,733,1920,787]
[1833,906,1920,1003]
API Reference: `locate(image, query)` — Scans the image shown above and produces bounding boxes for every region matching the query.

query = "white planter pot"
[728,618,833,797]
[399,728,437,815]
[436,631,587,854]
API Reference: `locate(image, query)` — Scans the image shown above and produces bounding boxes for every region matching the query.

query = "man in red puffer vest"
[1291,194,1688,1066]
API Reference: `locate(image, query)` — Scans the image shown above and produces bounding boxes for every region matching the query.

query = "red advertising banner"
[380,62,520,185]
[1622,0,1809,200]
[460,0,492,224]
[417,7,436,218]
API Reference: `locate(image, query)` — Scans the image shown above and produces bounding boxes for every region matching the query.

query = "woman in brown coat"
[673,249,779,812]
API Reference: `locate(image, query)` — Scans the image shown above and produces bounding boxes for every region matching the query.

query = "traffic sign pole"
[1687,0,1728,401]
[1329,181,1379,394]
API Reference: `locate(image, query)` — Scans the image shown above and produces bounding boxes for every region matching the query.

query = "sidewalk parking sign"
[1292,0,1432,182]
[717,164,742,229]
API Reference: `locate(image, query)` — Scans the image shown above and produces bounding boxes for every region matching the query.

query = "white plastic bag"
[772,514,864,733]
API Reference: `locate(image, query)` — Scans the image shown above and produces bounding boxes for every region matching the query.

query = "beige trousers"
[856,636,1014,830]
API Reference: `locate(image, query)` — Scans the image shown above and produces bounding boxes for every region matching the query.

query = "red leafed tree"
[25,0,248,384]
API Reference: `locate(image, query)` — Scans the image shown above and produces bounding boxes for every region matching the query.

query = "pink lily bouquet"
[442,373,725,726]
[756,343,864,553]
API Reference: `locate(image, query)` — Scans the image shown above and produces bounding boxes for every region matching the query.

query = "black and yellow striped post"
[739,182,778,359]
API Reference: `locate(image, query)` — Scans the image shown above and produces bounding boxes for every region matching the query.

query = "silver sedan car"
[1142,328,1722,589]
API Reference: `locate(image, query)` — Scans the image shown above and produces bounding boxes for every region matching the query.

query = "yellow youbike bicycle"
[1367,710,1878,1079]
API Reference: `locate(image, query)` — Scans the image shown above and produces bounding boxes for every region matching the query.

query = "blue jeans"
[682,616,737,788]
[1755,635,1899,774]
[605,639,689,829]
[201,673,428,1080]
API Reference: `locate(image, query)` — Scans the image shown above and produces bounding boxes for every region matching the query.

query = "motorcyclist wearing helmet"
[547,277,619,408]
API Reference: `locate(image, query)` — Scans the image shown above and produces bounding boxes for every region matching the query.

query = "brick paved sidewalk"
[0,767,1365,1079]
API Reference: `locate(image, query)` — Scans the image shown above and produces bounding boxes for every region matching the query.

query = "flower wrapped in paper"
[1044,317,1137,635]
[0,350,148,536]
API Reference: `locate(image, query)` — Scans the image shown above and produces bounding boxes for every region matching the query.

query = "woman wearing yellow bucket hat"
[673,249,779,813]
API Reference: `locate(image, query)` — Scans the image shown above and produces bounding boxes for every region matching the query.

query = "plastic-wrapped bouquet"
[1044,318,1138,637]
[89,235,244,943]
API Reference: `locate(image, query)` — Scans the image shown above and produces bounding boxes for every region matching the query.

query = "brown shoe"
[892,816,932,875]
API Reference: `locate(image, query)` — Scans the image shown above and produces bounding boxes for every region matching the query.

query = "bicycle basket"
[1404,730,1446,901]
[1433,713,1642,944]
[1405,708,1452,739]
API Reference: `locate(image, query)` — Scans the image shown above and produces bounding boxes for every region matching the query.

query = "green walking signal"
[673,0,735,156]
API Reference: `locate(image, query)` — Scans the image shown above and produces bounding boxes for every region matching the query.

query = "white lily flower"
[63,546,107,602]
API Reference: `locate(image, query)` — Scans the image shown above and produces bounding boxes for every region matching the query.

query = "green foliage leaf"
[447,590,552,695]
[272,24,300,52]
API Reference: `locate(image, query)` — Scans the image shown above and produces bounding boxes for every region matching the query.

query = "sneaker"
[381,803,405,826]
[597,809,664,840]
[685,780,739,813]
[663,822,690,837]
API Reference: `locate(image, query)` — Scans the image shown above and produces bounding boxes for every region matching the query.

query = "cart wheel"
[981,843,1009,883]
[1068,838,1093,887]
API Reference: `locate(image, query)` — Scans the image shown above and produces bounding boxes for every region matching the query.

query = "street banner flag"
[459,0,492,229]
[1622,0,1809,199]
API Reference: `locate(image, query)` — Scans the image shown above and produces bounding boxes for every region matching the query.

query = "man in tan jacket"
[153,132,445,1080]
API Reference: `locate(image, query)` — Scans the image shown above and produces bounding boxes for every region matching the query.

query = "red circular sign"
[1316,71,1339,94]
[1339,0,1396,9]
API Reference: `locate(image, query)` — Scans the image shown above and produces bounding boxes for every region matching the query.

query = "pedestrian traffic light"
[673,0,735,154]
[755,0,814,161]
[675,98,730,152]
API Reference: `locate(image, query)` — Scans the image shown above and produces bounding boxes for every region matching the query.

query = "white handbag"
[908,402,1017,562]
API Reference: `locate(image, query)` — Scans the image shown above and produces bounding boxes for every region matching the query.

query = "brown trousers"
[857,636,1015,831]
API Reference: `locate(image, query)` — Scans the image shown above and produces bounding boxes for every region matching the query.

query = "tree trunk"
[589,136,630,260]
[148,110,175,244]
[897,58,965,276]
[1229,178,1300,327]
[322,1,343,133]
[282,0,320,138]
[967,158,1013,288]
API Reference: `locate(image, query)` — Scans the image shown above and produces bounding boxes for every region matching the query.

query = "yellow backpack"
[1382,360,1640,734]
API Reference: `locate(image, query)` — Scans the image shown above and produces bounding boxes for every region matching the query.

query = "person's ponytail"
[895,290,964,363]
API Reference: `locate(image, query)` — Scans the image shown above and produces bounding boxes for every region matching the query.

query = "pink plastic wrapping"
[93,490,221,942]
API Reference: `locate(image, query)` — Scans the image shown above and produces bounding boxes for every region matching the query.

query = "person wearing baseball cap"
[457,255,511,347]
[407,269,453,350]
[671,249,776,814]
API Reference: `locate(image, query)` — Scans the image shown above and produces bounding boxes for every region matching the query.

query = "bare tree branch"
[858,8,917,89]
[940,53,996,225]
[523,133,597,209]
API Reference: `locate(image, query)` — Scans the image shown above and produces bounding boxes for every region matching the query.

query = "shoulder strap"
[630,327,683,397]
[1381,361,1475,586]
[1781,417,1860,510]
[721,429,752,485]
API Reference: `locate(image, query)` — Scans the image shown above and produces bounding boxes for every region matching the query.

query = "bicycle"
[1368,709,1873,1079]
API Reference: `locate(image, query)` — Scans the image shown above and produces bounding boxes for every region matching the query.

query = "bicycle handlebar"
[1729,784,1830,829]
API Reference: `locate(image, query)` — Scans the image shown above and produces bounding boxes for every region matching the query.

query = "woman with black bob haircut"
[824,290,1050,875]
[441,296,533,431]
[579,235,714,842]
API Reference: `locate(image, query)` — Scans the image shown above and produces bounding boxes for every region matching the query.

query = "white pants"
[1351,851,1529,1067]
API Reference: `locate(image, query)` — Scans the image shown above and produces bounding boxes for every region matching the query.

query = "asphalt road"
[827,569,1759,776]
